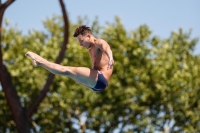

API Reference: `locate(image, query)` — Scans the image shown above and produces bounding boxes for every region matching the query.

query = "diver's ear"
[87,34,91,38]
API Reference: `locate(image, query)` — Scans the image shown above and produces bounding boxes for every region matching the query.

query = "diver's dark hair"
[73,25,92,37]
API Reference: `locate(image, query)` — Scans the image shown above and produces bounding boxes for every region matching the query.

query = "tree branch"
[0,0,15,64]
[0,0,15,31]
[27,0,69,118]
[0,0,15,12]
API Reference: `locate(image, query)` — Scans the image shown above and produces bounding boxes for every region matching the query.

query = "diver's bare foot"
[25,51,44,67]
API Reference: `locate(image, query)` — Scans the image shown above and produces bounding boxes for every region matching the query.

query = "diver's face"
[77,34,91,49]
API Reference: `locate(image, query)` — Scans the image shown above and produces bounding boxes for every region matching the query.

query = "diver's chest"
[89,48,100,57]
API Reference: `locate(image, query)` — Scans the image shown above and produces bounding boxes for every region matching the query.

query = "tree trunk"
[0,1,31,132]
[0,65,30,132]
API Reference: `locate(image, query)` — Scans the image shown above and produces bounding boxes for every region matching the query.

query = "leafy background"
[1,14,200,132]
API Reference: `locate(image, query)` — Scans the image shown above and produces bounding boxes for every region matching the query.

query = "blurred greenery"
[0,15,200,132]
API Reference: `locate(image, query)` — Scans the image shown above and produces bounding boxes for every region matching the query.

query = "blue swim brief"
[91,71,108,92]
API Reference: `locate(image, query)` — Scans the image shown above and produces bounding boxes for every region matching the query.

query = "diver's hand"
[107,58,114,69]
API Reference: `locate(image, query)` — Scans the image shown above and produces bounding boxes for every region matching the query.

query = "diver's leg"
[25,51,98,88]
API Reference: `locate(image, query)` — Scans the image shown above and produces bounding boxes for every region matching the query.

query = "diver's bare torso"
[89,39,113,82]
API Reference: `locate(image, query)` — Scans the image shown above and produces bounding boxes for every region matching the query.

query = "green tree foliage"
[0,16,200,132]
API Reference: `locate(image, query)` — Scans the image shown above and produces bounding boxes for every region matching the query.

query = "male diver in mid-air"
[26,25,114,92]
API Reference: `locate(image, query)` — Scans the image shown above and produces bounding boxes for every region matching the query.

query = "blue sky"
[4,0,200,54]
